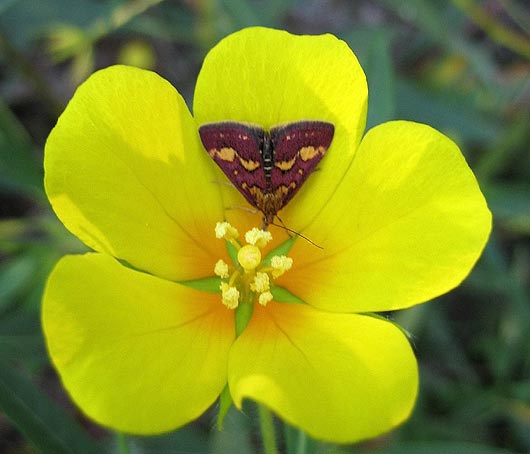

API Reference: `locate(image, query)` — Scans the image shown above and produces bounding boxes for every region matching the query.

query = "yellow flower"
[42,27,491,443]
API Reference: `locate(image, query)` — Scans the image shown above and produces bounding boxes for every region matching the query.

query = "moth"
[199,120,335,229]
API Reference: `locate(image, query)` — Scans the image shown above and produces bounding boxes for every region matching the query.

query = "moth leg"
[225,205,259,215]
[211,180,236,187]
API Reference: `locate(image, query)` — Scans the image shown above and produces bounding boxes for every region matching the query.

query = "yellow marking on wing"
[210,147,236,161]
[275,156,297,171]
[239,157,260,171]
[300,145,325,161]
[278,183,296,195]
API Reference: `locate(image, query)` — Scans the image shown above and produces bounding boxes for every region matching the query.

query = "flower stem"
[116,433,130,454]
[258,405,278,454]
[216,384,233,429]
[284,423,310,454]
[292,430,307,454]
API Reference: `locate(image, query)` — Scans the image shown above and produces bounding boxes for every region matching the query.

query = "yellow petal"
[229,303,417,443]
[194,27,368,232]
[45,65,226,281]
[42,253,234,434]
[281,121,492,312]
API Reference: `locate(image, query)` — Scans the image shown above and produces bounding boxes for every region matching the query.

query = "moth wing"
[269,121,334,207]
[199,122,266,207]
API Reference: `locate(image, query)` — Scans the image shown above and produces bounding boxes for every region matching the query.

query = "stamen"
[215,221,239,241]
[214,259,229,278]
[237,245,262,271]
[220,282,240,309]
[258,291,273,306]
[250,272,270,293]
[245,227,272,248]
[270,255,293,278]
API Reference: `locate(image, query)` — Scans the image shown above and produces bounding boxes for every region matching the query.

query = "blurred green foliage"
[0,0,529,453]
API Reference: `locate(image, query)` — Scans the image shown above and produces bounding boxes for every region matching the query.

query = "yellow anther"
[258,291,273,306]
[220,282,240,309]
[214,259,229,278]
[245,228,272,248]
[215,222,239,240]
[237,245,262,271]
[271,255,293,278]
[250,272,270,293]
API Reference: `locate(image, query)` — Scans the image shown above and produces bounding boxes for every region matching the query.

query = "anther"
[245,227,272,248]
[220,282,240,309]
[270,255,293,278]
[250,272,270,293]
[214,259,229,278]
[258,291,273,306]
[215,222,239,241]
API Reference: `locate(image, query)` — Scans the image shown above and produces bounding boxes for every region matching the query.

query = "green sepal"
[226,240,239,264]
[361,312,414,340]
[270,285,304,304]
[178,276,221,293]
[235,297,254,337]
[263,235,297,266]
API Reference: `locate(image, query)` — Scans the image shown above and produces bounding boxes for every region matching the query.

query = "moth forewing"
[199,120,335,228]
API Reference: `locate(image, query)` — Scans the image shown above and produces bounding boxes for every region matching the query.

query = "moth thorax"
[261,134,273,165]
[261,134,274,189]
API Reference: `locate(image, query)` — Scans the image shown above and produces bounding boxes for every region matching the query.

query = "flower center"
[214,222,293,310]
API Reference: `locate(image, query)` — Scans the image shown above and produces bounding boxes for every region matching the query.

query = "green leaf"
[0,99,44,200]
[0,0,105,48]
[210,406,253,454]
[362,30,396,128]
[0,311,46,364]
[483,183,530,235]
[379,0,499,84]
[0,358,101,454]
[0,254,38,308]
[371,441,518,454]
[475,114,530,181]
[129,425,208,454]
[284,423,318,454]
[395,78,502,144]
[220,0,260,28]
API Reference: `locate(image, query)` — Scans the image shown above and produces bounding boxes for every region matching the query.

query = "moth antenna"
[271,218,323,250]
